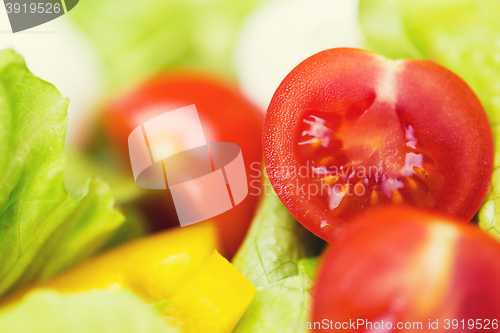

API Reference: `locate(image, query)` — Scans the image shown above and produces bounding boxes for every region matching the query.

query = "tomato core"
[294,98,445,219]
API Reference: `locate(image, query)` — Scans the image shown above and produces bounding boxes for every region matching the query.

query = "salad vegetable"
[103,72,263,256]
[233,258,317,333]
[232,177,321,332]
[7,224,220,303]
[1,0,499,331]
[313,207,500,331]
[68,0,266,91]
[232,177,319,288]
[0,290,180,333]
[359,0,500,239]
[4,226,257,333]
[0,49,124,297]
[162,250,256,333]
[263,47,493,242]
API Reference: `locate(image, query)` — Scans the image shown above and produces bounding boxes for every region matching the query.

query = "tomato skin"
[263,48,493,242]
[103,72,263,257]
[312,207,500,332]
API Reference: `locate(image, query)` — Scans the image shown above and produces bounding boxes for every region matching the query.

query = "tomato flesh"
[295,103,443,218]
[264,48,493,242]
[313,207,500,332]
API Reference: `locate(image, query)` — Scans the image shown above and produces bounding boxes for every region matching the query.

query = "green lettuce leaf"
[360,0,500,121]
[359,0,422,60]
[479,124,500,238]
[0,290,179,333]
[232,178,321,289]
[63,149,150,249]
[0,49,124,297]
[359,0,500,239]
[232,175,321,332]
[64,148,145,204]
[68,0,266,91]
[233,257,318,333]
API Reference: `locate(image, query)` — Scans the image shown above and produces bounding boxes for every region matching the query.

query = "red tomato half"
[104,72,263,257]
[263,48,493,242]
[313,207,500,332]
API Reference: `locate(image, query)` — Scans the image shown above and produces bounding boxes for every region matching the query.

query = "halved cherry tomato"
[103,72,263,257]
[313,207,500,332]
[264,48,493,242]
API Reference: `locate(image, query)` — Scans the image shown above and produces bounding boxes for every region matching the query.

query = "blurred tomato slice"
[103,72,263,257]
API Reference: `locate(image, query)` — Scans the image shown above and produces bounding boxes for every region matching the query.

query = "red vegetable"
[313,207,500,332]
[263,48,493,242]
[104,72,263,257]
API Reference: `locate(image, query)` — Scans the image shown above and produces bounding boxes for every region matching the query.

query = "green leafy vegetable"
[0,290,179,333]
[232,178,320,289]
[233,258,318,333]
[361,0,500,122]
[64,148,145,203]
[359,0,500,239]
[479,124,500,238]
[297,257,319,280]
[98,205,149,252]
[68,0,266,91]
[359,0,422,60]
[232,175,321,332]
[64,149,150,249]
[0,49,124,297]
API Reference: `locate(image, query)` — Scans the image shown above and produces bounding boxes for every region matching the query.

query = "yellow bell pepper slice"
[163,250,256,333]
[8,224,220,303]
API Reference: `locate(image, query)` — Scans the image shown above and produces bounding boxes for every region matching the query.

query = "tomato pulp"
[104,72,263,257]
[313,207,500,332]
[264,48,493,242]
